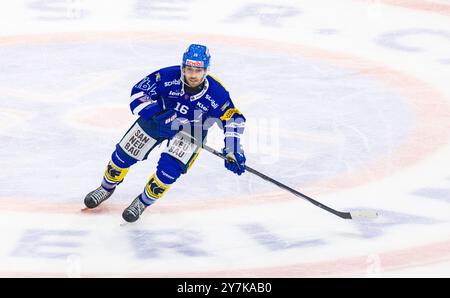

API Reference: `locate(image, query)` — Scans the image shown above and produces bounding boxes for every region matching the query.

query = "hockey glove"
[138,102,162,120]
[151,109,180,139]
[223,148,246,175]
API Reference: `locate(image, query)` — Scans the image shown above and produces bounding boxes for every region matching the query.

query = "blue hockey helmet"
[182,44,210,69]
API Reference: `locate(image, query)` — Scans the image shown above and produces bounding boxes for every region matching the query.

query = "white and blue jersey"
[129,65,246,152]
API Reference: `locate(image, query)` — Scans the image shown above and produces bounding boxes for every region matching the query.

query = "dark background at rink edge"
[0,277,442,296]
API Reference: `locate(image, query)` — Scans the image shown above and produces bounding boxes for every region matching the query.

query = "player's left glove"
[222,148,246,175]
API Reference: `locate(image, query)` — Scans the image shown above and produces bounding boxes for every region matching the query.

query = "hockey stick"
[199,142,378,220]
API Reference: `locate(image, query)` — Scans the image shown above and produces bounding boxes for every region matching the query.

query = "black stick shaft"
[201,143,352,219]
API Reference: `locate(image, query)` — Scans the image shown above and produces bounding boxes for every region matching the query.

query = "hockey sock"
[140,173,171,205]
[101,160,130,191]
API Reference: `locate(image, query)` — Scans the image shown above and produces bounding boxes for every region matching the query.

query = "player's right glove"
[222,148,246,176]
[151,109,180,139]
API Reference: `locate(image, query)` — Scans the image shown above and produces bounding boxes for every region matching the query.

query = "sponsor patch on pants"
[164,132,199,165]
[119,123,157,160]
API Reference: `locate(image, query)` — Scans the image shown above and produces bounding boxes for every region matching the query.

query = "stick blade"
[350,210,379,220]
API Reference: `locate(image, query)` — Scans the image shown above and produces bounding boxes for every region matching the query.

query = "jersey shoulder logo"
[135,77,156,93]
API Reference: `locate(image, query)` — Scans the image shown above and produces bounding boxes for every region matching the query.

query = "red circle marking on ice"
[1,31,450,203]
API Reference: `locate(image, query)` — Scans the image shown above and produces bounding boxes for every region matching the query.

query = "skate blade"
[120,221,132,227]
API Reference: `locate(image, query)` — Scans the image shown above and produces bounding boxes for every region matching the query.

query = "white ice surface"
[0,0,449,277]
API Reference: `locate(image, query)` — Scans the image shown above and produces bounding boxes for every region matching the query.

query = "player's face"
[183,66,206,88]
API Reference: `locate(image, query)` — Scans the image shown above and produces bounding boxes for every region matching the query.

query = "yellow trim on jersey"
[208,74,227,89]
[220,107,242,121]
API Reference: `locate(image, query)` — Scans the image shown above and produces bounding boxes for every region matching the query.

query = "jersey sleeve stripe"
[130,91,145,102]
[132,100,155,115]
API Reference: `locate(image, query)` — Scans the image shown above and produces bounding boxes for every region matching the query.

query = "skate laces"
[92,187,111,202]
[130,197,146,215]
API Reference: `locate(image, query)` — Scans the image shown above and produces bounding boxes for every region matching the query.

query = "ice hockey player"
[84,44,246,223]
